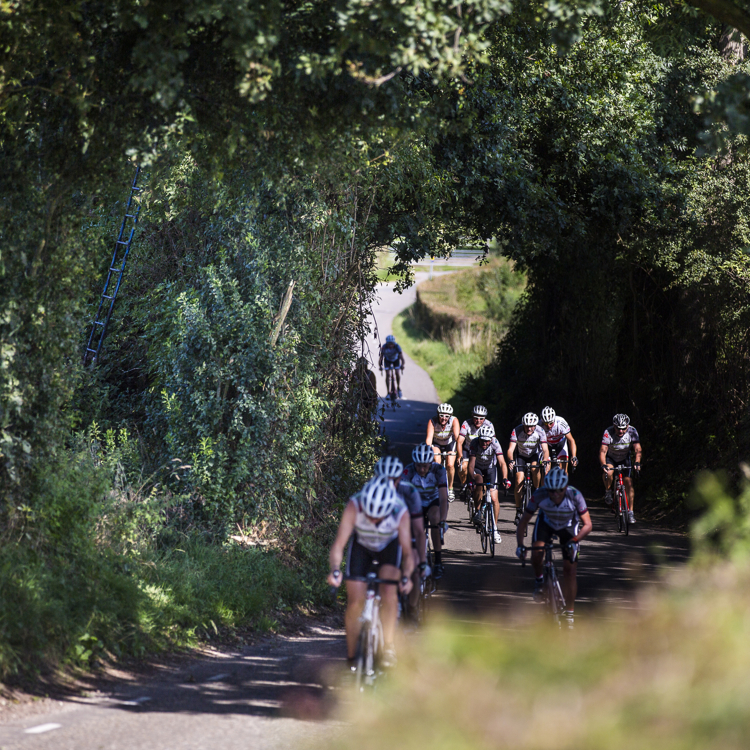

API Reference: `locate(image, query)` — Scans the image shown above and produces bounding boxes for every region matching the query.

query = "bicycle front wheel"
[480,507,488,553]
[486,507,495,557]
[354,626,369,690]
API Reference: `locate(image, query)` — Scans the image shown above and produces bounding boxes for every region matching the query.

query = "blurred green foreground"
[331,471,750,750]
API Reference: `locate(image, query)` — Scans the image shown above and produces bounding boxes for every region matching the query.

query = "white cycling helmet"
[522,412,539,426]
[544,467,569,491]
[360,476,399,518]
[472,405,488,417]
[478,423,495,440]
[437,402,453,416]
[613,413,630,428]
[412,442,435,464]
[541,406,556,423]
[385,334,396,344]
[374,455,404,479]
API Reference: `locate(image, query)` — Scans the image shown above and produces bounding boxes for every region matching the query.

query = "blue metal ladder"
[83,167,142,366]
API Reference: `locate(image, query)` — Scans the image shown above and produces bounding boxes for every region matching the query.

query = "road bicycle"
[519,538,567,626]
[415,522,441,624]
[347,571,399,690]
[610,464,631,536]
[381,366,402,408]
[478,481,498,557]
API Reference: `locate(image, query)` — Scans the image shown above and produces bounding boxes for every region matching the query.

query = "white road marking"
[25,724,62,734]
[206,673,229,682]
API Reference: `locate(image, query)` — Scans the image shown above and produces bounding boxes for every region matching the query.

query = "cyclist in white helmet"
[507,412,550,524]
[540,406,578,475]
[600,413,642,524]
[379,334,405,399]
[402,442,449,579]
[457,405,494,489]
[515,467,592,627]
[425,403,460,500]
[374,456,428,618]
[328,475,414,669]
[467,422,511,545]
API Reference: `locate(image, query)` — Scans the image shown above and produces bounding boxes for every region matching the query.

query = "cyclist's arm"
[425,419,434,446]
[572,510,593,543]
[411,515,427,565]
[451,418,460,442]
[496,453,509,482]
[398,350,405,368]
[540,441,550,462]
[328,500,356,583]
[633,441,642,464]
[598,443,609,468]
[567,432,577,459]
[398,513,416,580]
[506,442,516,462]
[457,434,465,461]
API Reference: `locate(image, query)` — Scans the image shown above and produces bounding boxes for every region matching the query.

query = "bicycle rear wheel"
[522,482,532,538]
[617,487,628,535]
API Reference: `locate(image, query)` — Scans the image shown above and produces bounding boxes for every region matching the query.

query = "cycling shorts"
[422,497,440,517]
[515,453,541,471]
[383,362,401,371]
[533,516,579,563]
[433,437,457,454]
[472,464,497,486]
[605,453,633,477]
[549,444,569,460]
[347,537,402,578]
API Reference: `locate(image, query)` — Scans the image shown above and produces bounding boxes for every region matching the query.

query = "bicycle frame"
[347,572,399,689]
[611,464,631,535]
[479,482,498,557]
[541,540,566,622]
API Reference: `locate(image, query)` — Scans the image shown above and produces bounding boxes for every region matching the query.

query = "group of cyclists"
[333,336,645,665]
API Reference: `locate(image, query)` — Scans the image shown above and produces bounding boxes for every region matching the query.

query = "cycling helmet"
[544,467,569,491]
[360,476,399,518]
[385,335,396,344]
[478,423,495,440]
[472,405,488,417]
[613,413,630,428]
[412,442,435,465]
[522,412,539,427]
[374,455,404,479]
[541,406,556,424]
[437,402,454,416]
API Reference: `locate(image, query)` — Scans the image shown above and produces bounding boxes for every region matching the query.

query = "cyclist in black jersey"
[379,335,405,398]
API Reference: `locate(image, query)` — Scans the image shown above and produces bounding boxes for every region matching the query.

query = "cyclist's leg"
[557,446,569,475]
[408,546,420,609]
[446,452,456,491]
[559,528,578,611]
[530,460,542,489]
[432,445,442,464]
[427,504,441,554]
[603,462,614,492]
[513,469,525,509]
[458,458,468,487]
[472,471,484,513]
[394,367,402,389]
[379,563,400,649]
[491,487,500,524]
[623,470,635,512]
[344,580,367,659]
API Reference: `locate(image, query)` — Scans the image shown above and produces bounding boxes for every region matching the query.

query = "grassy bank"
[392,256,525,412]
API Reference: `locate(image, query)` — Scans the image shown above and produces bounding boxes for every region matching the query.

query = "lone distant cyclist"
[379,334,405,399]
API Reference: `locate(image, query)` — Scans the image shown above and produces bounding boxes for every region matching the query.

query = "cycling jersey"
[430,415,458,450]
[602,425,640,463]
[402,463,448,508]
[351,492,407,552]
[396,480,423,518]
[459,419,495,456]
[509,424,547,458]
[526,486,588,531]
[468,436,504,470]
[380,342,403,364]
[543,416,570,455]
